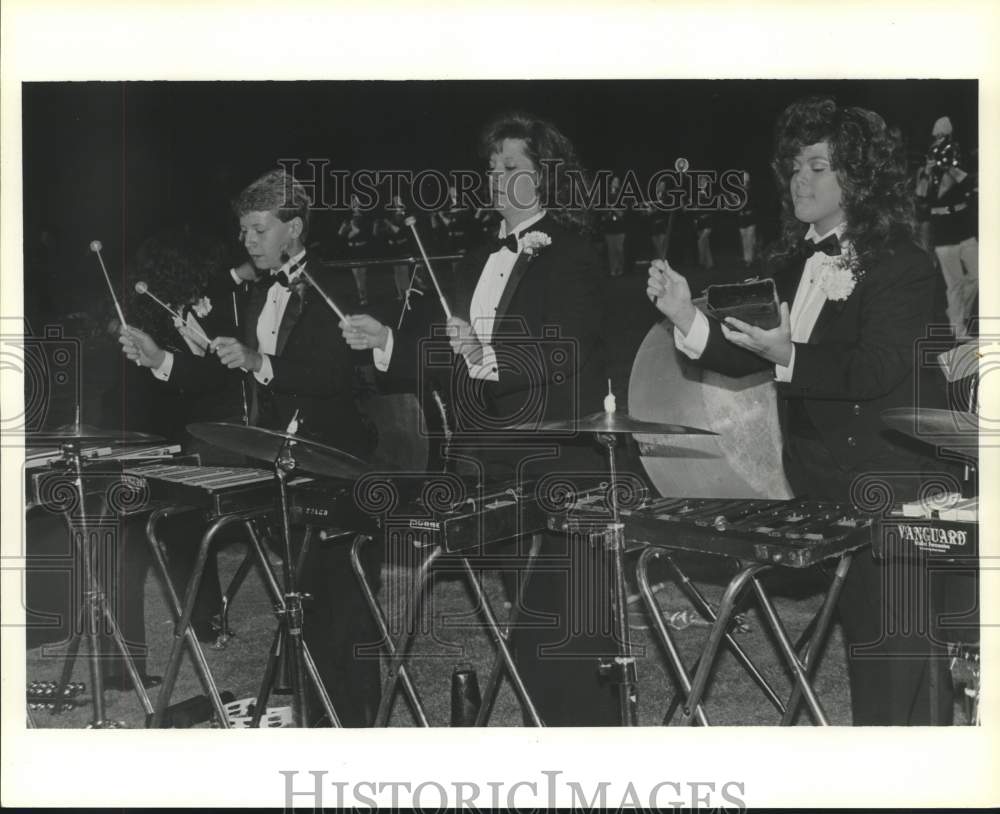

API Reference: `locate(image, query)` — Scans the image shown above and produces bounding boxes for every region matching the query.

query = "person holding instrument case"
[647,97,956,725]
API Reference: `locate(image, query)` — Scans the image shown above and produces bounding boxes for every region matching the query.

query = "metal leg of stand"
[350,535,429,727]
[53,589,85,716]
[244,519,340,728]
[682,563,769,725]
[219,548,256,642]
[251,624,285,728]
[149,511,242,728]
[636,547,709,726]
[475,532,544,726]
[374,547,443,727]
[461,556,543,727]
[773,554,855,726]
[145,508,230,713]
[607,524,639,726]
[72,495,107,726]
[751,576,829,726]
[659,553,785,714]
[97,594,154,715]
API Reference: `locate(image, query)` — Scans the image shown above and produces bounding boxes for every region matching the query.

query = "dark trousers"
[505,531,622,726]
[299,532,383,727]
[783,432,954,725]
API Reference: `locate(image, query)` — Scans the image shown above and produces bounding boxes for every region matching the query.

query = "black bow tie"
[271,256,307,288]
[485,233,519,254]
[802,234,842,258]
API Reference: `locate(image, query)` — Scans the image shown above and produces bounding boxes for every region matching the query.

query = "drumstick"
[404,216,452,319]
[299,269,347,322]
[89,240,128,327]
[134,282,212,347]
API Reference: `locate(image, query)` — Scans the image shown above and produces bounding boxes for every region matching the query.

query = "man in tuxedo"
[648,98,959,725]
[121,169,380,726]
[342,113,621,726]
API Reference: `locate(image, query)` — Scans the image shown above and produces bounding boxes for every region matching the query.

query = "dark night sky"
[22,79,977,280]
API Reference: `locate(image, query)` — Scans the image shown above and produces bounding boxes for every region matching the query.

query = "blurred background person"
[925,115,978,340]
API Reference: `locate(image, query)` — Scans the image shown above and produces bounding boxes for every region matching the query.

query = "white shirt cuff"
[373,329,394,372]
[673,309,710,360]
[466,344,499,381]
[254,354,274,385]
[152,351,174,381]
[774,345,796,382]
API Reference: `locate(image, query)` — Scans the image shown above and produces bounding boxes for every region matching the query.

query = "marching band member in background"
[648,97,956,725]
[120,169,380,726]
[923,116,978,340]
[341,112,620,725]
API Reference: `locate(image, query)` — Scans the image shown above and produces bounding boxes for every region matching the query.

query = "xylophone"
[121,462,290,517]
[120,462,374,526]
[593,497,875,567]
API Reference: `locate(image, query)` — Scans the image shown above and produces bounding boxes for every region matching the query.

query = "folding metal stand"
[146,506,342,728]
[635,545,857,726]
[353,533,545,727]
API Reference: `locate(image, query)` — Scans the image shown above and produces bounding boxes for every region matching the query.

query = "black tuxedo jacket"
[168,261,371,457]
[696,237,950,494]
[388,214,608,477]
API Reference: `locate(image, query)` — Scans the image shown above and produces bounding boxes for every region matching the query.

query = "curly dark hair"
[479,112,593,233]
[769,97,916,270]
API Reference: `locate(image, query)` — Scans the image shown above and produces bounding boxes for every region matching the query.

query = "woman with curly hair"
[648,97,954,725]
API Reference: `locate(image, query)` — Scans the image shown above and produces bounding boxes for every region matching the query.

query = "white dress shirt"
[373,210,546,382]
[253,249,307,384]
[152,250,306,384]
[674,222,847,381]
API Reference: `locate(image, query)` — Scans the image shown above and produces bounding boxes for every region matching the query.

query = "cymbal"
[516,410,717,436]
[881,407,978,459]
[187,422,378,479]
[27,423,165,445]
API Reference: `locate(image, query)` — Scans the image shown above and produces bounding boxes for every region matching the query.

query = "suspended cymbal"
[514,410,717,436]
[27,423,165,445]
[187,422,379,479]
[881,407,978,460]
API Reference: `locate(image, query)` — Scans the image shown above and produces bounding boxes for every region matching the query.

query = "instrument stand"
[146,506,247,728]
[634,544,855,726]
[595,432,639,727]
[248,433,341,728]
[48,442,154,728]
[356,532,544,727]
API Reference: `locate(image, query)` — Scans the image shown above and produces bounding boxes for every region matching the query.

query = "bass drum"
[628,319,792,499]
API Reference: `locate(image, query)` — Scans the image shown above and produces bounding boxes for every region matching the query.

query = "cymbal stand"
[595,432,639,726]
[50,440,154,727]
[249,426,340,728]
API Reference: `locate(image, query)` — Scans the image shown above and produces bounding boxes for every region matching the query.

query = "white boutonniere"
[520,231,552,256]
[191,296,212,318]
[815,245,864,302]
